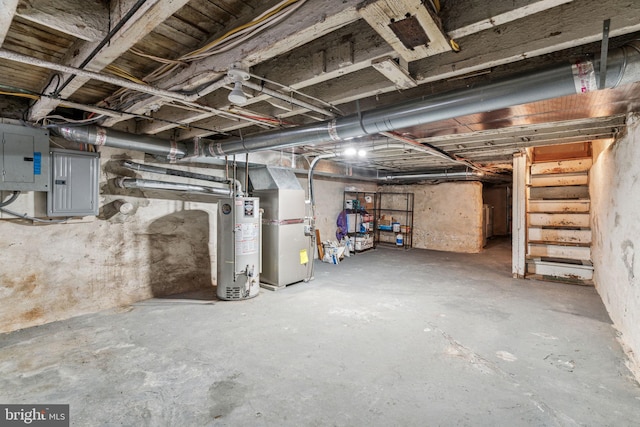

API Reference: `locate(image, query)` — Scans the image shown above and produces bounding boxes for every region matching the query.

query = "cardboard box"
[378,218,391,226]
[349,235,374,251]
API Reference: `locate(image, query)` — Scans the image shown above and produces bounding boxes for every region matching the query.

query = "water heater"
[217,196,261,300]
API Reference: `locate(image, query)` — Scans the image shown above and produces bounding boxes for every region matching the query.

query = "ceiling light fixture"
[358,149,367,157]
[343,147,357,156]
[227,68,250,105]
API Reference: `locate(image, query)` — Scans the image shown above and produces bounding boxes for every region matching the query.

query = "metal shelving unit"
[342,191,376,252]
[375,192,414,249]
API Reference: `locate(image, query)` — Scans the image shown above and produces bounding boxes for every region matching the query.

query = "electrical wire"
[0,91,40,100]
[0,207,70,223]
[0,191,20,207]
[0,192,70,223]
[105,65,148,85]
[130,47,187,66]
[102,0,307,111]
[40,114,106,128]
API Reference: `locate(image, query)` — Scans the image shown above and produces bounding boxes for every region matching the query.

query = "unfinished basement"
[1,0,640,425]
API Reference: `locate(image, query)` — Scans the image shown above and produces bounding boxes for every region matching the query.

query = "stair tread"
[527,259,594,269]
[527,256,593,266]
[528,240,591,247]
[526,274,594,286]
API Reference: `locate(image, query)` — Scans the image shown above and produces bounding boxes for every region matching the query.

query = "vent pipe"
[54,45,640,161]
[203,45,640,157]
[57,126,188,160]
[121,160,243,196]
[115,178,233,197]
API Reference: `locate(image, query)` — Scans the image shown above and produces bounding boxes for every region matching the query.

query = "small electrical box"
[0,123,50,191]
[48,149,100,217]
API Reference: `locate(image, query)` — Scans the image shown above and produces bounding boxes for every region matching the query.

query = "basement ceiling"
[1,0,640,176]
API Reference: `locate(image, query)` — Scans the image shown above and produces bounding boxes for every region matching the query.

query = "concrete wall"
[380,182,484,253]
[0,148,222,333]
[298,175,376,246]
[590,114,640,378]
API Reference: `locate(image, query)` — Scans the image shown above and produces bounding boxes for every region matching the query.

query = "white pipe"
[383,171,484,180]
[0,48,199,103]
[242,80,335,117]
[115,177,233,197]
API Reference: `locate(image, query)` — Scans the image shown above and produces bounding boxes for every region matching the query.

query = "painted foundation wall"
[0,148,222,333]
[380,182,484,253]
[298,176,376,249]
[590,114,640,378]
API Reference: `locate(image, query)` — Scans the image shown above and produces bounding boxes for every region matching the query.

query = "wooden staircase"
[525,157,593,285]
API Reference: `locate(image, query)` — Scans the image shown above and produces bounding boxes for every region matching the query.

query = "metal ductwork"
[115,177,233,197]
[57,126,188,160]
[54,45,640,163]
[203,45,640,157]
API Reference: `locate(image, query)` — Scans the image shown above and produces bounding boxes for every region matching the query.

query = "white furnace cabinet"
[48,149,100,217]
[258,188,308,287]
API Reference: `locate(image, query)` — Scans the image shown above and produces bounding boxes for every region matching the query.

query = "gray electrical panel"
[0,123,50,191]
[48,149,100,217]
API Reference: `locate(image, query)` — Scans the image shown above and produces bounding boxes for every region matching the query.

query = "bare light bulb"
[343,147,357,156]
[228,81,247,105]
[358,149,367,157]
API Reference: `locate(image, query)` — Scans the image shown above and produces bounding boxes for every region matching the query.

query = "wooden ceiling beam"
[102,0,640,155]
[444,0,573,39]
[127,0,609,137]
[27,0,191,121]
[101,0,364,127]
[15,0,109,42]
[0,0,19,47]
[358,0,451,62]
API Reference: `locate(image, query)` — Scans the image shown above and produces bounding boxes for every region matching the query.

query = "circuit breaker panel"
[48,149,100,217]
[0,124,50,191]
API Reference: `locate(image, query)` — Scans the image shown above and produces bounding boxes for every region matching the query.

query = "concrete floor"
[1,239,639,426]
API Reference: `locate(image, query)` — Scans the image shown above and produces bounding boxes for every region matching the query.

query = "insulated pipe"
[204,46,640,157]
[57,126,188,160]
[115,177,233,197]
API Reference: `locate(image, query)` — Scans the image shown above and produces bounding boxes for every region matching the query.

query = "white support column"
[512,152,527,278]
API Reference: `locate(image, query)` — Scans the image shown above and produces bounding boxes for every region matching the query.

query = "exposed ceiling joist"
[102,0,364,127]
[157,0,640,143]
[447,0,574,39]
[15,0,109,42]
[27,0,191,121]
[0,0,19,46]
[358,0,451,62]
[414,0,640,85]
[372,56,417,89]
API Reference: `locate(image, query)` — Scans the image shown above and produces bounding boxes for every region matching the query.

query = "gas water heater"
[217,196,261,300]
